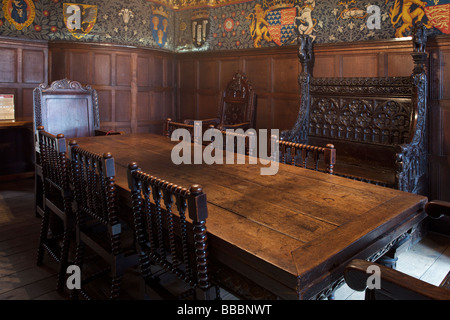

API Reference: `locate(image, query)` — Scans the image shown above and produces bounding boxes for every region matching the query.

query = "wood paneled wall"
[49,42,176,134]
[0,37,48,120]
[175,39,416,133]
[3,35,450,202]
[176,36,450,201]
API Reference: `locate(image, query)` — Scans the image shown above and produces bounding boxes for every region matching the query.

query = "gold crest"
[63,3,98,39]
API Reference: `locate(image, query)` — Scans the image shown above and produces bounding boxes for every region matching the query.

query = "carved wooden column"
[281,35,314,143]
[395,22,429,195]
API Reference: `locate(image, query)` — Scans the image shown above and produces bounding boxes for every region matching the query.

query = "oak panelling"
[312,55,335,77]
[116,54,132,86]
[0,37,48,123]
[93,53,112,85]
[197,93,220,119]
[254,96,271,130]
[440,51,450,100]
[198,59,219,92]
[342,54,378,77]
[22,50,46,83]
[115,90,132,122]
[440,103,450,158]
[21,88,34,118]
[178,59,197,91]
[386,53,414,77]
[179,92,197,120]
[96,89,112,122]
[69,51,90,84]
[0,37,47,177]
[272,97,299,132]
[219,59,240,89]
[0,48,16,82]
[49,42,176,135]
[136,55,150,86]
[272,55,299,94]
[136,90,150,121]
[244,56,271,94]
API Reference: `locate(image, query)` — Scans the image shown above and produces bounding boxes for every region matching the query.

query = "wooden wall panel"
[94,53,112,85]
[440,51,450,100]
[0,38,48,122]
[342,54,378,77]
[2,35,450,202]
[313,55,335,77]
[97,89,112,122]
[22,50,46,83]
[0,38,48,177]
[0,48,16,82]
[49,42,176,135]
[21,88,34,118]
[219,59,240,88]
[69,51,90,84]
[387,53,413,77]
[175,36,450,203]
[272,55,299,94]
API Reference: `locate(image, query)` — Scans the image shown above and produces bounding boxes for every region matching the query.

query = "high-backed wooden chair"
[33,79,120,218]
[127,162,219,300]
[68,141,137,300]
[184,72,257,132]
[35,126,73,293]
[344,200,450,300]
[278,139,336,174]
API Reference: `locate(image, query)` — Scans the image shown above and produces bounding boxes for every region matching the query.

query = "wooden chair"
[127,162,219,300]
[165,118,198,143]
[35,126,73,293]
[33,79,121,218]
[68,141,137,300]
[344,200,450,300]
[278,138,336,174]
[184,72,257,132]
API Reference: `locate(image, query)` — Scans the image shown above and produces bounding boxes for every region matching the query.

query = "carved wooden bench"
[282,25,428,194]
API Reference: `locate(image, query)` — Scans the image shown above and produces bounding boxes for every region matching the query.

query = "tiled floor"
[0,176,449,300]
[334,232,450,300]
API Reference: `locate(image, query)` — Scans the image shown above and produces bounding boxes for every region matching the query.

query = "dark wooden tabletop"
[72,133,428,300]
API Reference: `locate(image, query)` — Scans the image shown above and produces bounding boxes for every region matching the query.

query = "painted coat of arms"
[63,3,98,39]
[191,9,210,48]
[424,0,450,34]
[266,1,297,46]
[2,0,35,30]
[150,6,169,48]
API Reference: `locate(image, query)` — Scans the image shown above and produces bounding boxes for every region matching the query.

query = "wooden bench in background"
[282,23,429,195]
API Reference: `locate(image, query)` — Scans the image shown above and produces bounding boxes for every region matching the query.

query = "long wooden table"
[72,133,427,300]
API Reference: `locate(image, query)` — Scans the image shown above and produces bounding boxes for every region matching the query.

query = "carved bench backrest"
[308,77,416,146]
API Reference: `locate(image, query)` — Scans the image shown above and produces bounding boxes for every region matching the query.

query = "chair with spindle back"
[127,162,219,300]
[35,126,73,293]
[33,79,121,218]
[278,138,336,174]
[68,141,137,300]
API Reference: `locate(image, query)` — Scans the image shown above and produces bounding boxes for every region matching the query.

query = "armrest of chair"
[425,200,450,219]
[344,259,450,300]
[217,122,251,131]
[184,118,220,126]
[95,129,123,136]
